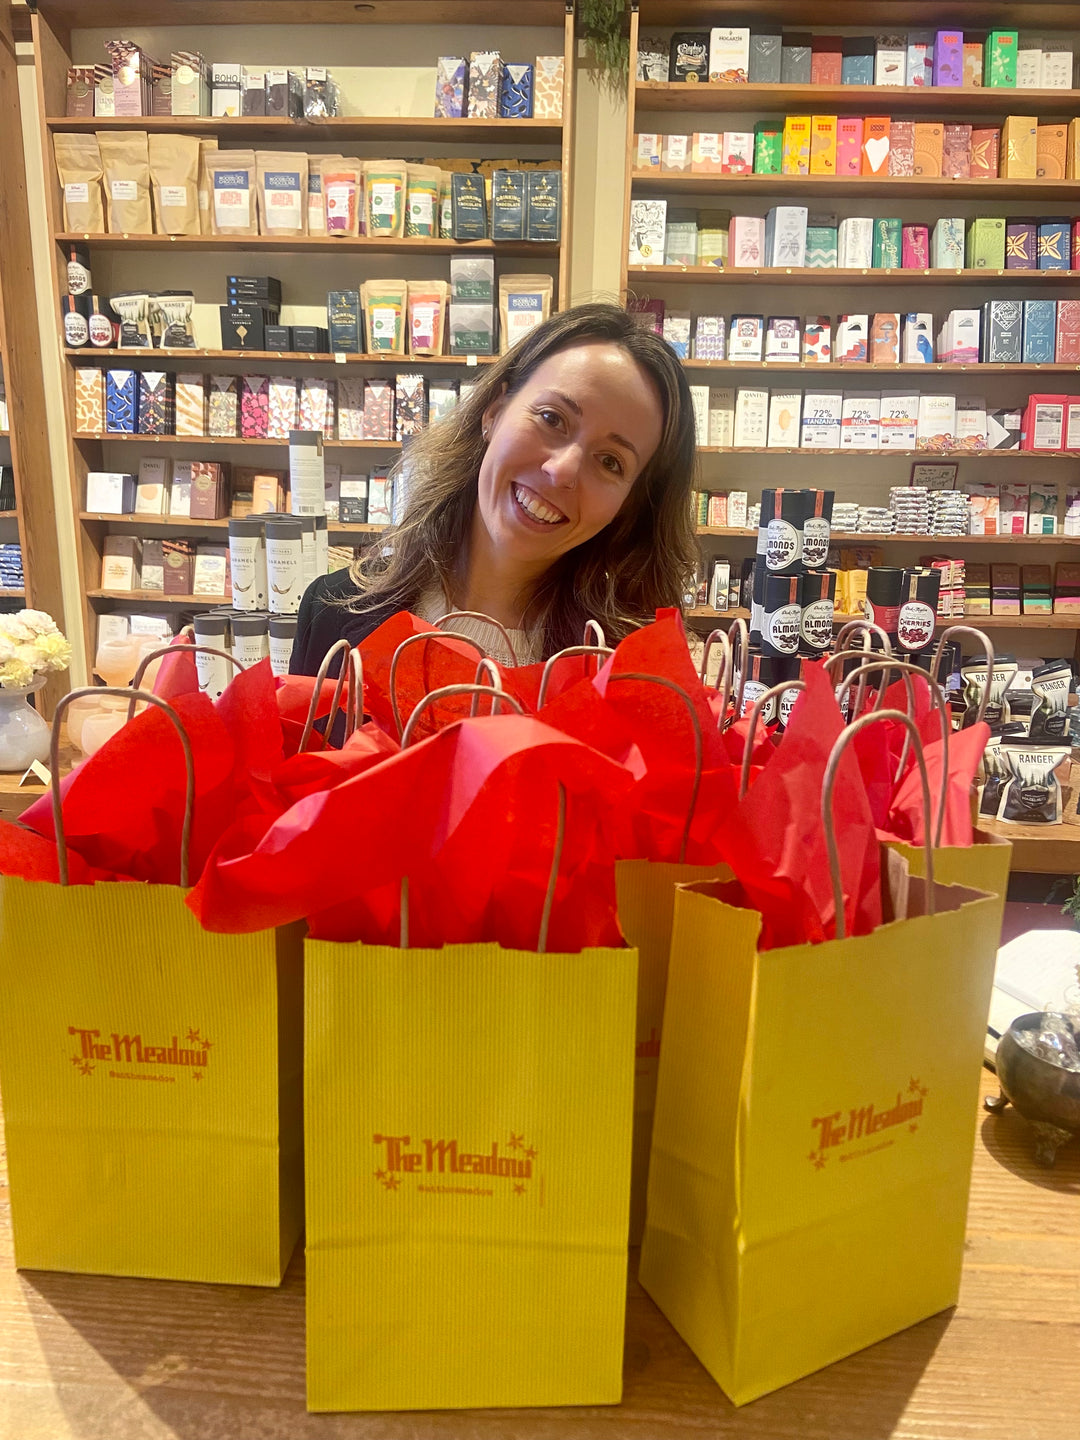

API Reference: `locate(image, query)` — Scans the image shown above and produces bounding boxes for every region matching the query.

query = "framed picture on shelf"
[910,462,959,490]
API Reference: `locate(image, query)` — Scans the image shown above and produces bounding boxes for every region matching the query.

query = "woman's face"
[475,341,664,572]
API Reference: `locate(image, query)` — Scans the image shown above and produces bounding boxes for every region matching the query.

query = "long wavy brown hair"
[345,302,699,657]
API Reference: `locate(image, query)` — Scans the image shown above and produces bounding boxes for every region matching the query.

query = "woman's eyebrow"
[547,390,639,458]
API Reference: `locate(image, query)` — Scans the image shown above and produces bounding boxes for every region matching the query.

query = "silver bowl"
[985,1012,1080,1166]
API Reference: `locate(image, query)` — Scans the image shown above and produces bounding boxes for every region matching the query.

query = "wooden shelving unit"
[628,1,1080,681]
[0,0,66,709]
[32,0,576,673]
[628,266,1080,287]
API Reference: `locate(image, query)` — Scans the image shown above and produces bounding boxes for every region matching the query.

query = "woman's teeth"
[513,484,565,525]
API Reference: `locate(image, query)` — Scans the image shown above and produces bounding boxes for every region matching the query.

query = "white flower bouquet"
[0,609,72,689]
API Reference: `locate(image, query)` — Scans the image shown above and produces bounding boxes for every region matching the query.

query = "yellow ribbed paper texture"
[304,940,637,1413]
[641,865,1001,1406]
[0,878,303,1286]
[616,859,724,1244]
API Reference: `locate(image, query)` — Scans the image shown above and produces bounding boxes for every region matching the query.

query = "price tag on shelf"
[467,354,478,366]
[334,353,346,364]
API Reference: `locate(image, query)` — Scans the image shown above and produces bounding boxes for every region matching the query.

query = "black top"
[289,570,402,677]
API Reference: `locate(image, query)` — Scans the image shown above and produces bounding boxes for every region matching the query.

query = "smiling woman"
[289,303,699,673]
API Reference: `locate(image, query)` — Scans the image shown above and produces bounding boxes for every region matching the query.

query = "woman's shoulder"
[289,570,400,674]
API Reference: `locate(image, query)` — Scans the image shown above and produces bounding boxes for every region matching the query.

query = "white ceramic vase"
[0,674,50,771]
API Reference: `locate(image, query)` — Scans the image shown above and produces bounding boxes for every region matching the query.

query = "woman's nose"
[542,443,582,488]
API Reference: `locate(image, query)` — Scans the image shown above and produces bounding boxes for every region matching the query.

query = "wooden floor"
[0,1065,1077,1439]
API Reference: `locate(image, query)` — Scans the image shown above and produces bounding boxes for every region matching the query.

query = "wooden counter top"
[0,1066,1076,1439]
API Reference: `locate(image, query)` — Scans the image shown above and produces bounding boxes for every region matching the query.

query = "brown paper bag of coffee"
[148,133,200,236]
[54,134,106,232]
[197,137,219,235]
[98,130,152,234]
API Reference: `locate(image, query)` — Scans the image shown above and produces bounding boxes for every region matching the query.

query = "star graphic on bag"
[71,1054,85,1066]
[908,1077,922,1096]
[192,1071,203,1081]
[186,1028,202,1044]
[524,1145,538,1161]
[813,1155,827,1170]
[78,1061,94,1076]
[508,1133,525,1151]
[908,1122,919,1133]
[382,1174,400,1191]
[513,1183,526,1196]
[374,1168,387,1181]
[807,1149,821,1165]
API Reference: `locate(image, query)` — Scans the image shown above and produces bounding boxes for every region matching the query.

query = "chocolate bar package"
[299,377,334,439]
[499,63,533,118]
[394,374,427,440]
[291,325,328,353]
[242,70,266,116]
[240,375,270,438]
[1056,300,1080,363]
[491,170,526,241]
[362,378,394,441]
[336,377,364,440]
[264,325,291,351]
[208,374,239,437]
[267,376,299,439]
[1039,218,1070,271]
[328,289,362,352]
[533,56,564,119]
[467,52,501,118]
[526,171,561,242]
[970,127,1001,179]
[669,32,709,82]
[1023,300,1057,364]
[982,299,1023,362]
[1006,219,1037,269]
[74,367,104,433]
[782,34,812,83]
[66,66,96,117]
[266,68,303,119]
[749,33,782,83]
[105,370,137,433]
[220,303,278,350]
[175,373,206,436]
[451,172,488,241]
[190,461,228,519]
[942,124,972,178]
[434,56,466,118]
[137,371,174,435]
[888,121,915,176]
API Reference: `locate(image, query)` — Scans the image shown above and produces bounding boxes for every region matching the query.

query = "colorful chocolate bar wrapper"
[105,370,137,433]
[533,55,563,120]
[175,373,206,436]
[362,378,394,440]
[267,377,299,439]
[336,377,365,440]
[499,62,533,118]
[208,374,239,437]
[394,373,427,439]
[434,56,466,119]
[300,377,335,438]
[240,375,270,439]
[137,372,174,435]
[75,367,104,432]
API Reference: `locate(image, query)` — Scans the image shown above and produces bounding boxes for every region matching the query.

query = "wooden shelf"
[36,0,572,24]
[54,232,559,256]
[637,0,1080,27]
[76,434,401,449]
[0,588,24,598]
[635,81,1080,117]
[631,170,1080,199]
[627,265,1080,287]
[686,606,1080,630]
[695,528,1080,545]
[47,115,563,145]
[66,349,498,366]
[979,816,1080,873]
[685,606,750,621]
[682,360,1080,373]
[87,589,232,605]
[695,446,1080,458]
[81,511,388,536]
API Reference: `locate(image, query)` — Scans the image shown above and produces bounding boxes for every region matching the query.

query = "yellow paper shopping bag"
[0,689,304,1286]
[304,938,637,1413]
[640,714,1002,1406]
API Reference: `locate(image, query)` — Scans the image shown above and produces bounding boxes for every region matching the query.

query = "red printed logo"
[68,1025,212,1083]
[808,1078,929,1170]
[373,1131,542,1202]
